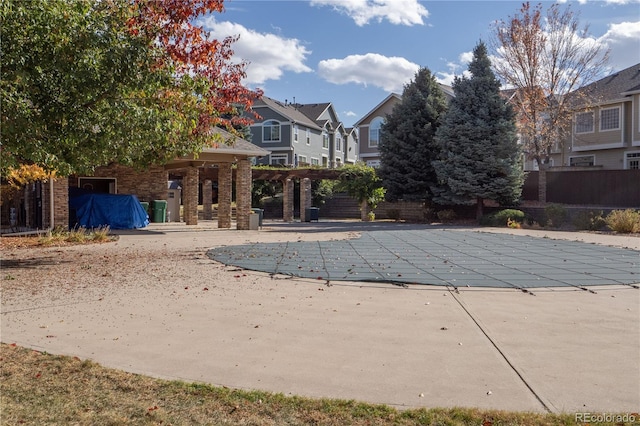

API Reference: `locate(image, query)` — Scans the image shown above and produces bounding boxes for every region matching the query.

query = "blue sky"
[199,0,640,127]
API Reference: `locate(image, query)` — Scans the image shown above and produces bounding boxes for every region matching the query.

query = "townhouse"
[560,63,640,170]
[246,96,358,168]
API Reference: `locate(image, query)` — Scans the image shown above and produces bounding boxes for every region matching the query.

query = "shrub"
[38,225,113,246]
[605,209,640,233]
[423,208,436,222]
[90,226,112,242]
[544,203,568,228]
[507,218,521,229]
[480,209,525,227]
[573,210,606,231]
[437,209,457,222]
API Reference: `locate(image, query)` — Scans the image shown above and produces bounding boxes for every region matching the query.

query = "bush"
[573,210,606,231]
[605,209,640,233]
[436,209,457,222]
[544,203,568,228]
[38,225,113,246]
[480,209,525,227]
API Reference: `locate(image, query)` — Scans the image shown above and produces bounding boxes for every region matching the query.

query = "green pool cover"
[207,230,639,290]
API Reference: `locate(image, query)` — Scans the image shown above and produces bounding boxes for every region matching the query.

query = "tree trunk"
[538,164,549,203]
[476,197,484,223]
[360,200,369,221]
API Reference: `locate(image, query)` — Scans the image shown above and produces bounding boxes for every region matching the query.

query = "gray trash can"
[251,208,264,227]
[305,207,319,222]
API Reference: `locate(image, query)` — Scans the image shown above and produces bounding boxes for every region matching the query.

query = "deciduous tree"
[378,68,448,202]
[432,42,523,221]
[491,2,609,200]
[1,0,261,176]
[337,163,385,221]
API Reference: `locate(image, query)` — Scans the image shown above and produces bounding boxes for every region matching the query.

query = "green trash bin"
[140,202,150,222]
[140,202,149,215]
[151,200,167,223]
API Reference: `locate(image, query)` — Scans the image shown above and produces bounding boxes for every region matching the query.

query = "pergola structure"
[164,128,269,229]
[250,168,343,222]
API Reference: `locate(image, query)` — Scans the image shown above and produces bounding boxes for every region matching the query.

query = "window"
[366,159,381,167]
[298,155,307,165]
[322,131,329,149]
[270,154,288,165]
[569,155,595,167]
[263,120,280,142]
[600,107,620,131]
[311,158,319,166]
[369,117,384,147]
[293,125,299,142]
[626,152,640,170]
[306,129,310,145]
[322,156,328,167]
[336,136,342,152]
[575,112,594,134]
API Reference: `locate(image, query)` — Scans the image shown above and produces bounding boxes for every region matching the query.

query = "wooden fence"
[524,170,640,207]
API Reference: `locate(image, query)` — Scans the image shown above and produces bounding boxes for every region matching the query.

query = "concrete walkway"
[2,220,639,414]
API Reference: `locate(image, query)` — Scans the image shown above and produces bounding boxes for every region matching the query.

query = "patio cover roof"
[165,127,270,170]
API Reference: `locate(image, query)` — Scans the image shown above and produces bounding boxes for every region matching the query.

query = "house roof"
[353,93,402,126]
[439,84,455,98]
[353,84,455,127]
[574,63,640,100]
[165,127,270,170]
[204,127,271,156]
[295,102,332,122]
[251,96,324,130]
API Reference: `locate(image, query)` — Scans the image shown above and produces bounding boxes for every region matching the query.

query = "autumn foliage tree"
[127,0,261,134]
[1,0,261,176]
[491,2,608,186]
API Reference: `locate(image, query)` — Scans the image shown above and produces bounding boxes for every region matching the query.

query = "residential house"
[246,96,356,168]
[354,85,454,167]
[342,127,359,165]
[558,63,640,170]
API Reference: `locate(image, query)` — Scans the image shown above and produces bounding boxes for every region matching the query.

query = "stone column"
[52,178,69,229]
[202,179,213,220]
[236,159,251,230]
[217,163,232,228]
[283,178,294,222]
[183,166,199,225]
[300,177,311,222]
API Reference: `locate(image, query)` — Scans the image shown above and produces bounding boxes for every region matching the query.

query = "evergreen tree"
[432,41,524,221]
[378,68,448,201]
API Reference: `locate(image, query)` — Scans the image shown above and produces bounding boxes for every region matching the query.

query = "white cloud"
[435,52,473,86]
[603,0,640,4]
[310,0,428,26]
[198,17,312,85]
[343,110,358,117]
[598,21,640,71]
[317,53,420,92]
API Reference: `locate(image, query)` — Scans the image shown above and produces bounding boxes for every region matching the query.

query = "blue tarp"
[69,193,149,229]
